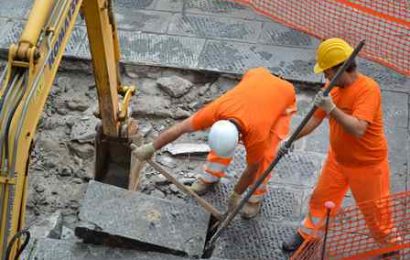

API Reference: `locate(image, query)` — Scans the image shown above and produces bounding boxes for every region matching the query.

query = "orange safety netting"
[291,191,410,259]
[231,0,410,76]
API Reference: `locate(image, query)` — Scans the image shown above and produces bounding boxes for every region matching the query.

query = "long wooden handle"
[147,159,223,221]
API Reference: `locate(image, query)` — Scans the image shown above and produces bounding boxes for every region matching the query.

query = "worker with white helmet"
[133,67,296,219]
[282,38,394,254]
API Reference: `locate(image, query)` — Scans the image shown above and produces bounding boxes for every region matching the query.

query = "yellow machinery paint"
[0,0,139,258]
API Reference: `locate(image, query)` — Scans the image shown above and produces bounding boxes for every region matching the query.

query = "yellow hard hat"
[314,38,354,74]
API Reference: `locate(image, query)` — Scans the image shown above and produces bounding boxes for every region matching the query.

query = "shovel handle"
[147,159,224,221]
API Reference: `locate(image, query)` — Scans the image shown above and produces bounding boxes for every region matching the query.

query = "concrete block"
[76,181,210,257]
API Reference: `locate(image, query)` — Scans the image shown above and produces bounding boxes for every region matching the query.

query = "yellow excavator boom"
[0,0,138,258]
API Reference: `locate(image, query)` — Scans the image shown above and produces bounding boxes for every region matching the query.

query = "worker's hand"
[278,137,294,156]
[131,142,156,161]
[314,89,336,114]
[228,192,241,211]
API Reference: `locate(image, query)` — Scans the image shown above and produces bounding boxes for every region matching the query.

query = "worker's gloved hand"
[314,89,336,114]
[228,192,241,211]
[278,138,294,156]
[131,142,156,161]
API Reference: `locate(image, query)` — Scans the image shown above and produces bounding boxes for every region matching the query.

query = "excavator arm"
[0,0,138,258]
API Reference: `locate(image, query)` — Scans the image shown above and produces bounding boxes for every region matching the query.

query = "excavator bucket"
[93,121,141,189]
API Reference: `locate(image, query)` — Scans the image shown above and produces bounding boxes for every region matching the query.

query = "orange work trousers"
[299,152,393,245]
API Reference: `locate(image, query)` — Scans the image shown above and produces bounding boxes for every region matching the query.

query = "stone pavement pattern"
[1,0,408,259]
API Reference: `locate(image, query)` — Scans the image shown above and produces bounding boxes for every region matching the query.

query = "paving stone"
[291,115,330,155]
[76,181,210,257]
[154,0,184,12]
[258,22,319,48]
[385,127,409,192]
[184,0,256,20]
[198,40,320,83]
[358,58,409,94]
[168,14,262,42]
[114,0,158,10]
[115,9,173,33]
[65,26,87,57]
[0,20,24,49]
[22,238,193,260]
[382,91,408,130]
[119,31,205,69]
[0,0,32,19]
[212,221,297,260]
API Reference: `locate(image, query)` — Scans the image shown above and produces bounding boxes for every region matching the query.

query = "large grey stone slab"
[115,9,173,33]
[0,20,24,49]
[0,0,32,19]
[114,0,158,10]
[76,181,210,257]
[382,91,408,130]
[64,26,87,57]
[168,14,262,42]
[291,115,330,154]
[198,40,320,83]
[119,31,205,68]
[154,0,184,12]
[184,0,256,20]
[258,22,319,48]
[212,221,296,260]
[22,238,192,260]
[385,127,409,193]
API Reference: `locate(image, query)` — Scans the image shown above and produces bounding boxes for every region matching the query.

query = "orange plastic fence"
[291,191,410,259]
[231,0,410,76]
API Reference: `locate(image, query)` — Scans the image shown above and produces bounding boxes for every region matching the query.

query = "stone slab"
[382,91,409,130]
[154,0,184,12]
[168,14,262,43]
[115,9,173,33]
[184,0,256,20]
[118,31,205,69]
[114,0,158,10]
[212,221,297,260]
[258,22,319,48]
[76,181,210,257]
[0,0,31,19]
[0,21,24,50]
[385,127,409,193]
[291,115,330,155]
[22,238,195,260]
[198,40,320,83]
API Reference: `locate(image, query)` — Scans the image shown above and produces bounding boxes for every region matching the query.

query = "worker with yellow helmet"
[282,38,394,252]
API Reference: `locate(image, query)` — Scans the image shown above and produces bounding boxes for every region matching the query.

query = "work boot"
[189,179,217,195]
[240,201,262,219]
[282,232,305,252]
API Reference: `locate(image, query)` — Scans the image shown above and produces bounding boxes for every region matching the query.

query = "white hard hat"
[208,120,239,158]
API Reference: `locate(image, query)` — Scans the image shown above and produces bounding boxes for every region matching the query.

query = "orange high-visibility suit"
[191,67,296,203]
[299,73,393,244]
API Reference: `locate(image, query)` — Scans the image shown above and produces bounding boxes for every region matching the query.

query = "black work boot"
[282,232,305,252]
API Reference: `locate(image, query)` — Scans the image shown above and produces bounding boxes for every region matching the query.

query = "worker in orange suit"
[282,38,394,253]
[133,67,296,219]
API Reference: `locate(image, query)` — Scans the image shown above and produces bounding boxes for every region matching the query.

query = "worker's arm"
[296,116,323,140]
[315,90,368,137]
[329,108,368,137]
[153,116,195,150]
[133,116,195,160]
[233,163,259,194]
